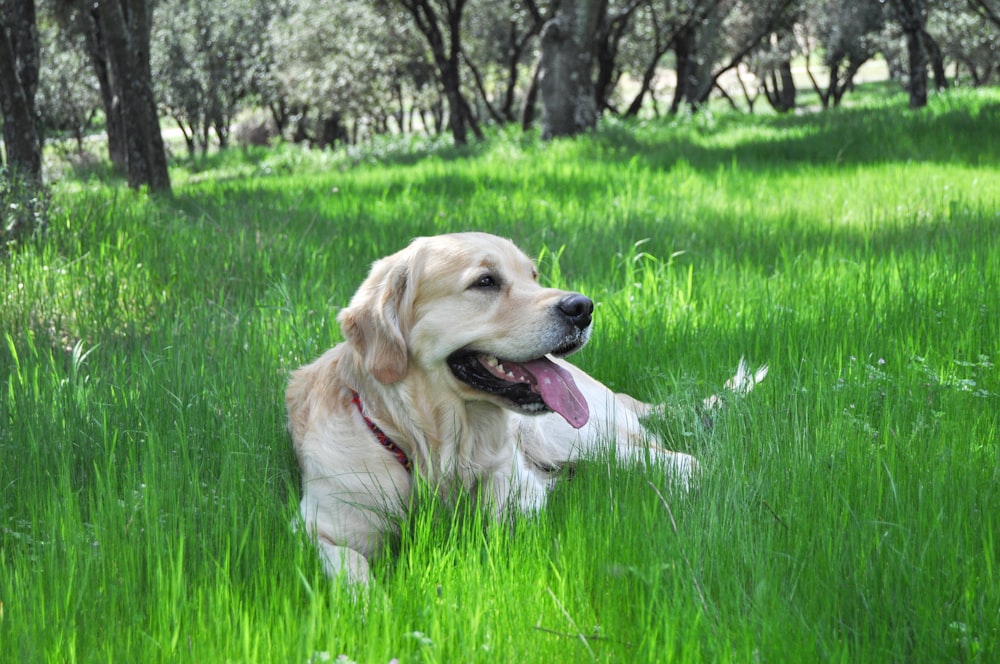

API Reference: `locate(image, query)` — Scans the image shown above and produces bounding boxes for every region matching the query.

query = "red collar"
[351,391,412,473]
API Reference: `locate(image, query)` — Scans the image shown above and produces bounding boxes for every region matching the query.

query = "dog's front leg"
[313,537,373,585]
[612,444,701,489]
[480,450,549,519]
[298,474,407,585]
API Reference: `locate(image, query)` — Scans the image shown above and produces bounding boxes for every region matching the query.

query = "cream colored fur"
[286,232,763,583]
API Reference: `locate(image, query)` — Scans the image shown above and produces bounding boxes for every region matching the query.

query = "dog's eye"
[471,274,500,290]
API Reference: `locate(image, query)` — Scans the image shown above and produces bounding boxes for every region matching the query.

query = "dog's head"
[338,232,591,428]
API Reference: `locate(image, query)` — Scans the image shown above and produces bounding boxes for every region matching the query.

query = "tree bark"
[890,0,929,109]
[593,0,641,113]
[0,0,42,181]
[921,28,948,90]
[520,56,542,130]
[400,0,480,145]
[669,24,696,114]
[625,2,717,118]
[903,23,928,108]
[91,0,171,192]
[762,60,796,113]
[76,4,126,170]
[538,0,605,139]
[626,54,662,117]
[462,48,505,125]
[500,0,547,122]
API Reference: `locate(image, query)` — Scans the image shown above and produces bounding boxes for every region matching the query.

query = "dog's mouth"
[447,349,590,429]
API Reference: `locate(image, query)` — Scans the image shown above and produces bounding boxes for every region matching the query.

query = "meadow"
[2,87,999,662]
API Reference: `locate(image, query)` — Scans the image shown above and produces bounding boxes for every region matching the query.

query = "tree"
[0,0,42,182]
[37,17,101,153]
[537,0,605,138]
[967,0,1000,27]
[263,0,429,146]
[593,0,645,114]
[75,0,170,191]
[618,0,719,117]
[798,0,884,109]
[746,27,798,113]
[658,0,793,113]
[0,0,45,250]
[152,0,272,157]
[398,0,483,144]
[462,0,551,124]
[887,0,931,108]
[63,2,124,169]
[934,3,1000,85]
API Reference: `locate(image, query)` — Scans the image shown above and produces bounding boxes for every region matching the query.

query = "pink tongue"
[521,357,590,429]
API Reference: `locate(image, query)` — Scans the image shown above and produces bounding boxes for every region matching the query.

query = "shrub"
[0,167,50,254]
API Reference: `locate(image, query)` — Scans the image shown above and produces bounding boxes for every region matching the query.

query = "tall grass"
[2,86,999,662]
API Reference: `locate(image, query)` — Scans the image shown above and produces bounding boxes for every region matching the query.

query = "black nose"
[558,293,594,330]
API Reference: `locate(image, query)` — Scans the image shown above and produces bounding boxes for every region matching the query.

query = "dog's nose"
[558,293,594,329]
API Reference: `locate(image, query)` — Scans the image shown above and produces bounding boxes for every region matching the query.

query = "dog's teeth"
[486,356,499,367]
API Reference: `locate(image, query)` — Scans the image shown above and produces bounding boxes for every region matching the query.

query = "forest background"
[2,0,1000,202]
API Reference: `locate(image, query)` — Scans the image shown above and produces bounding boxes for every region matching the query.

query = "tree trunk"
[520,56,542,130]
[922,29,948,90]
[93,0,171,192]
[903,24,928,108]
[624,1,713,118]
[669,25,696,114]
[594,0,639,114]
[0,0,42,182]
[500,2,547,123]
[625,56,661,117]
[463,49,504,125]
[830,55,866,107]
[890,0,929,109]
[538,0,605,139]
[776,60,796,110]
[762,59,795,113]
[501,22,522,122]
[400,0,479,145]
[440,60,467,144]
[75,3,126,170]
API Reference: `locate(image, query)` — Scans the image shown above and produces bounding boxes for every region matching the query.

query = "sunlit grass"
[3,86,999,661]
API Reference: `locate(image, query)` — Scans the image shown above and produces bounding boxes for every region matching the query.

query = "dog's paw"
[668,452,700,491]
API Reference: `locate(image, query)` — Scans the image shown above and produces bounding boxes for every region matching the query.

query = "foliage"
[261,0,431,144]
[17,0,1000,162]
[2,85,1000,662]
[151,0,274,156]
[36,19,100,152]
[0,167,50,253]
[929,3,1000,85]
[794,0,887,107]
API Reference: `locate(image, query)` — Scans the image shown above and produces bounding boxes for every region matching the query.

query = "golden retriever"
[286,232,765,583]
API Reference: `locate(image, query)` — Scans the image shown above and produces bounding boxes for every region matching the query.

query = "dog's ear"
[338,254,413,384]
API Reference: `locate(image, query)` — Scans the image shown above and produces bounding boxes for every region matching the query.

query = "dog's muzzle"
[558,293,593,331]
[445,292,594,429]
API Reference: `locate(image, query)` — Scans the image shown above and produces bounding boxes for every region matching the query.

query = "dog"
[286,232,765,583]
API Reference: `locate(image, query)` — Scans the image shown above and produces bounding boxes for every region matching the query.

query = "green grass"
[3,86,1000,662]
